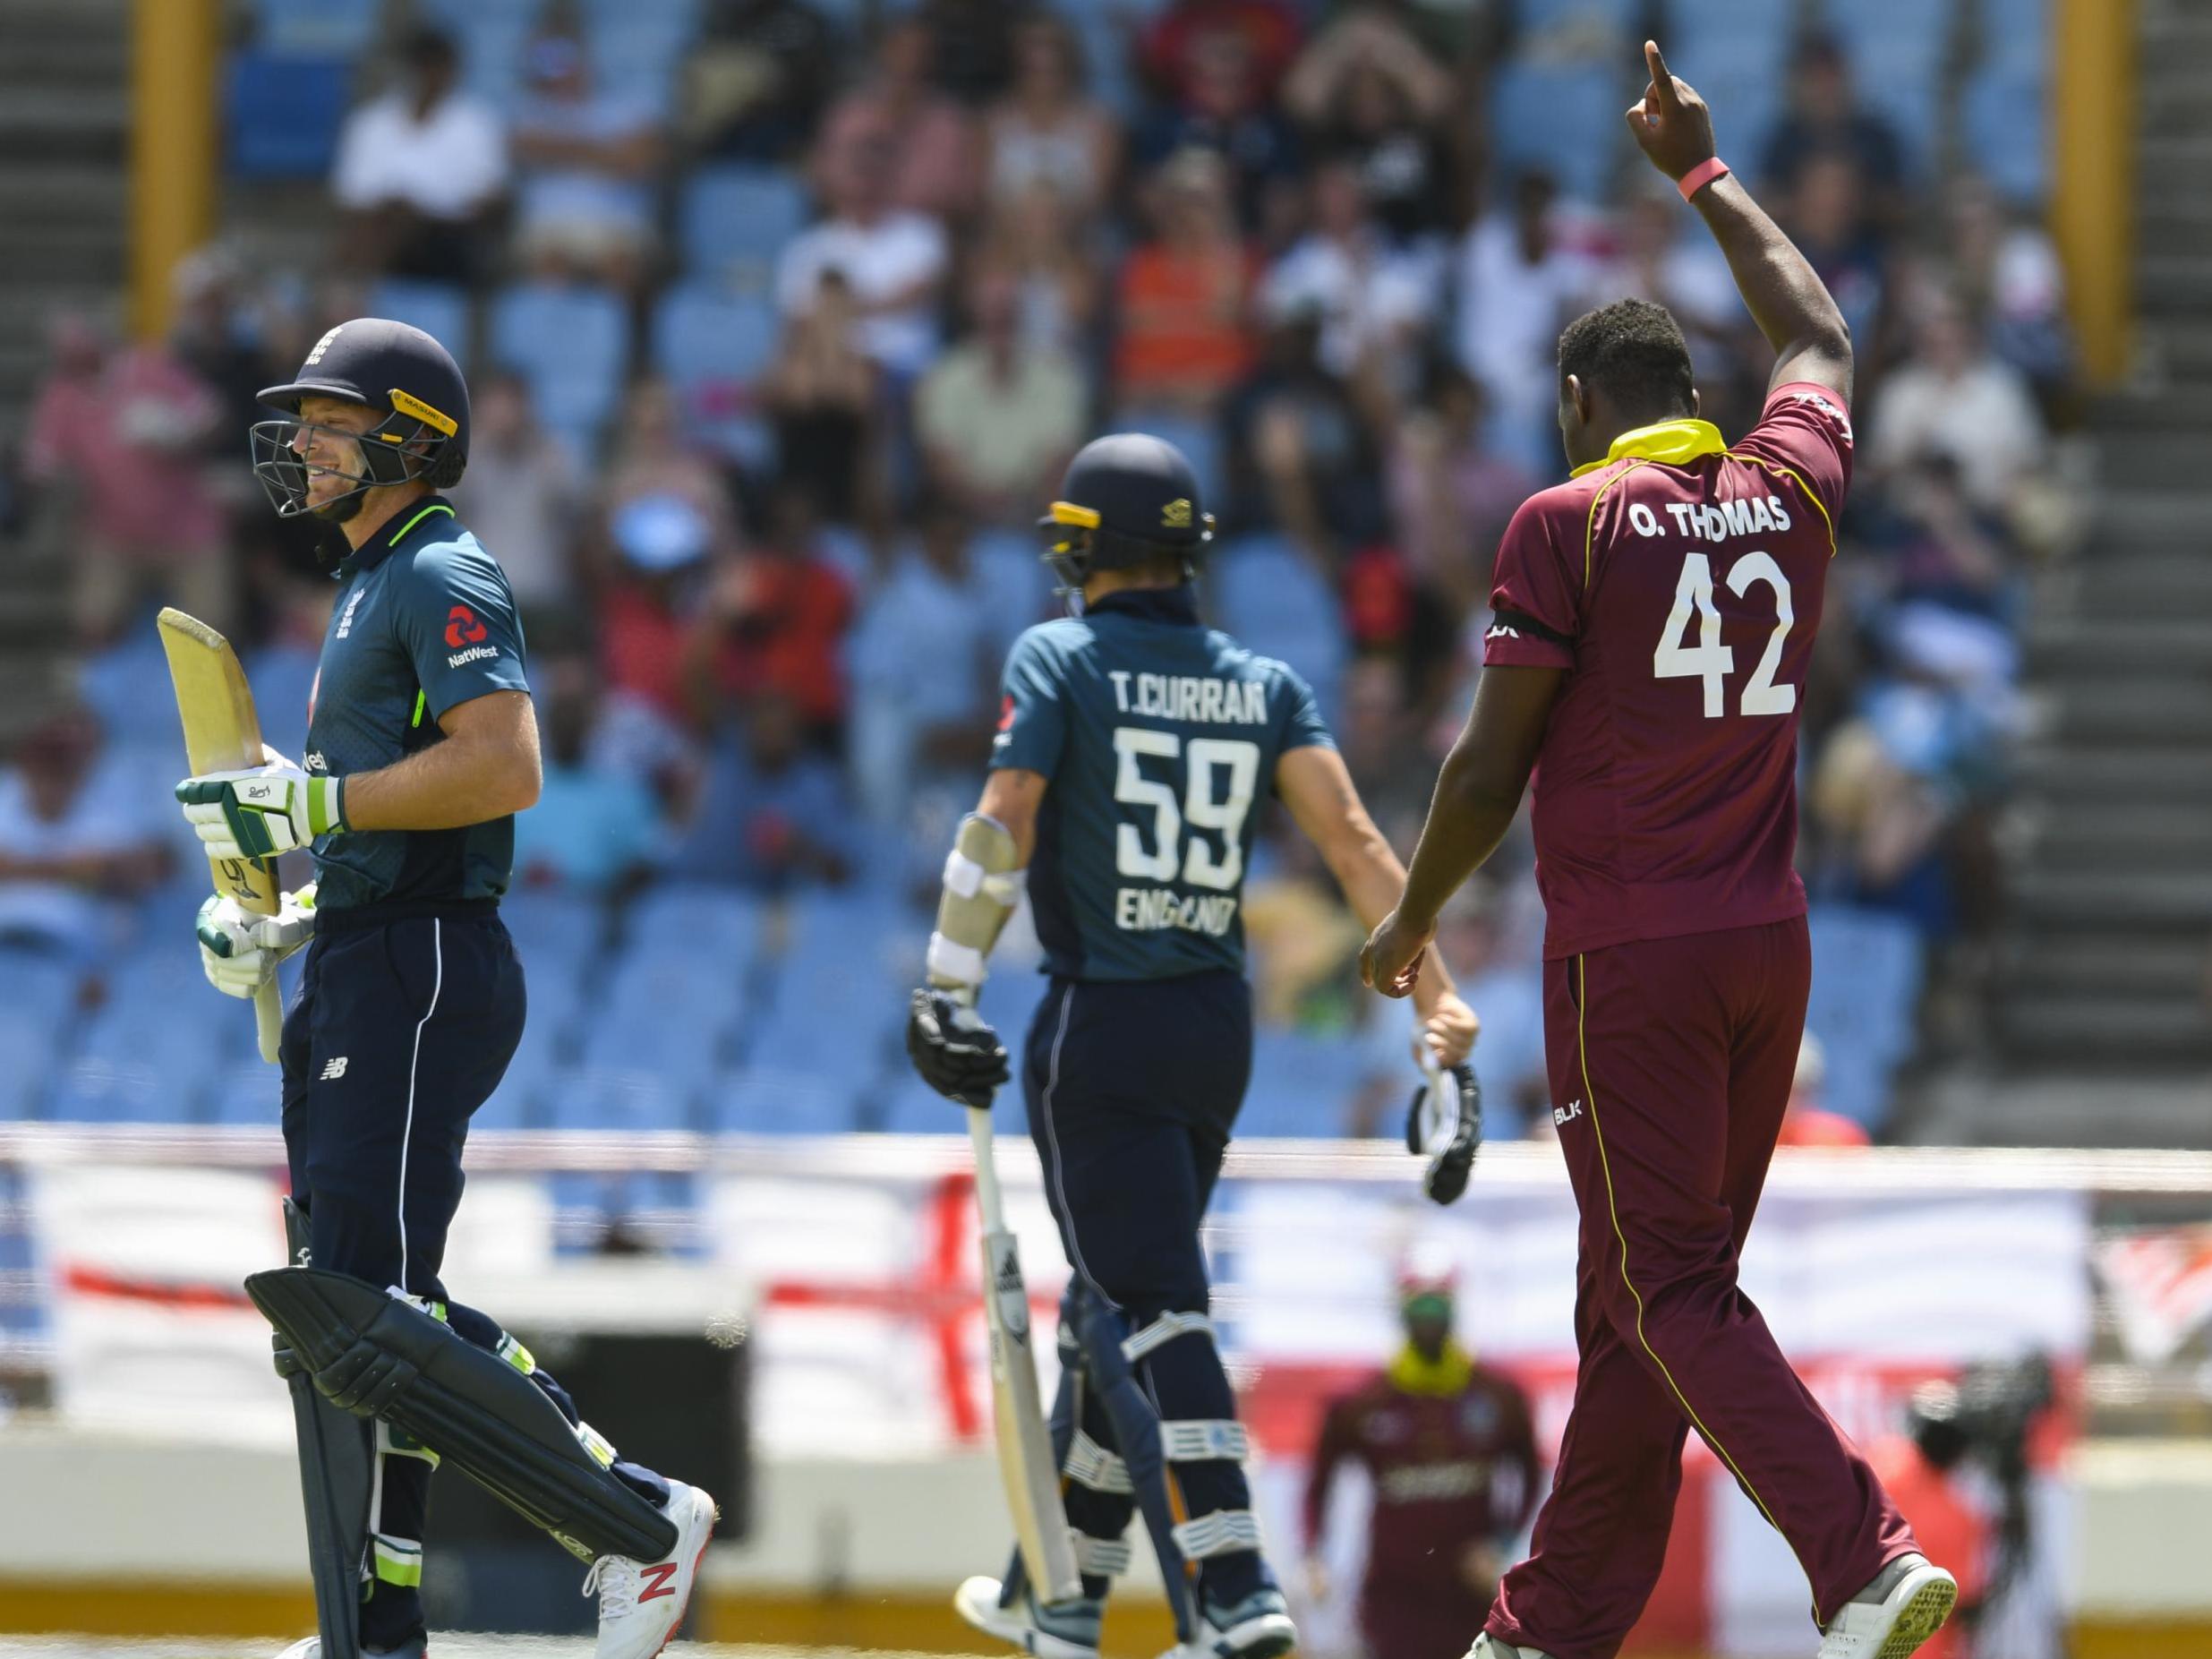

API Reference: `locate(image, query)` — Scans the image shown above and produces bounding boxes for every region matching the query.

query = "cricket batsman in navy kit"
[905,433,1483,1659]
[175,320,714,1659]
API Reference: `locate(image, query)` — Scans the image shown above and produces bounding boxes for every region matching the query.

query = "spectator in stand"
[22,311,233,638]
[600,377,741,552]
[508,19,665,295]
[331,26,507,286]
[1775,1034,1871,1148]
[513,653,664,894]
[449,370,580,618]
[1598,181,1755,425]
[1758,32,1906,214]
[1883,455,2025,625]
[1114,148,1258,415]
[846,494,999,828]
[0,703,172,959]
[982,182,1106,359]
[1805,719,1956,941]
[1778,150,1888,364]
[594,492,717,785]
[679,484,855,741]
[764,270,882,527]
[983,13,1123,217]
[779,127,952,382]
[815,16,981,223]
[912,0,1025,106]
[1141,0,1302,115]
[1282,6,1458,246]
[665,691,855,891]
[1132,21,1304,235]
[1450,170,1599,476]
[681,0,841,162]
[1945,175,2075,415]
[1869,286,2048,517]
[917,262,1088,526]
[1223,305,1379,569]
[1260,157,1437,387]
[1387,361,1536,619]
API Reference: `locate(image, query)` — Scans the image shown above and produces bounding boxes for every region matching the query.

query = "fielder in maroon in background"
[1361,41,1959,1659]
[1300,1255,1538,1659]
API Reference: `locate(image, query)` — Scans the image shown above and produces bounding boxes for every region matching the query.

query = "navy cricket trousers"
[1021,970,1270,1607]
[280,908,668,1646]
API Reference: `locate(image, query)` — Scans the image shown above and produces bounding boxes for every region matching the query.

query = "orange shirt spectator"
[1115,151,1256,410]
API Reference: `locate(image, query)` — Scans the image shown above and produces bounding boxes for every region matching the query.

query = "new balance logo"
[1486,624,1521,641]
[638,1561,680,1603]
[320,1056,349,1081]
[1554,1099,1584,1127]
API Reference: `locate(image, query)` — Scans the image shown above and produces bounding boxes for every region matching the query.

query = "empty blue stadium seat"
[1806,905,1926,1133]
[626,883,766,969]
[1978,0,2050,75]
[1962,67,2047,201]
[1488,60,1627,201]
[651,283,781,462]
[711,1065,866,1133]
[488,283,630,459]
[1240,1030,1366,1138]
[544,1067,700,1133]
[680,165,812,283]
[874,1074,1029,1137]
[228,51,352,180]
[0,953,81,1121]
[202,1058,282,1127]
[1515,0,1638,38]
[500,890,608,967]
[252,0,383,54]
[580,952,743,1080]
[1819,0,1952,81]
[549,1169,705,1254]
[369,280,473,365]
[1109,406,1223,510]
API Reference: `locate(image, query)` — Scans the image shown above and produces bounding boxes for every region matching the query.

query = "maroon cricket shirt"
[1482,382,1856,959]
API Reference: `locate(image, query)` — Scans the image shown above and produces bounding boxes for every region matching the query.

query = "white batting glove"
[177,761,346,860]
[196,886,317,1000]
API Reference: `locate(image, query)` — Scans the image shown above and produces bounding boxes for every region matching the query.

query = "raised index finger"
[1644,40,1678,106]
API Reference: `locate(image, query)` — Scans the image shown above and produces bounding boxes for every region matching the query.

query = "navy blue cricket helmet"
[251,317,471,521]
[1038,432,1215,592]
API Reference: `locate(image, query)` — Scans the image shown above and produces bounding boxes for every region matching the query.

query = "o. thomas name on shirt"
[1107,671,1268,725]
[1115,886,1238,936]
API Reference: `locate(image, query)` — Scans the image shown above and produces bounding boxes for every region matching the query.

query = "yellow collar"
[1387,1341,1475,1398]
[1569,417,1727,478]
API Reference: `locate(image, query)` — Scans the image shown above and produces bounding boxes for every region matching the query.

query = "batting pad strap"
[944,850,1028,908]
[1073,1533,1134,1577]
[1122,1311,1216,1365]
[1064,1430,1134,1493]
[1158,1419,1249,1463]
[1171,1509,1263,1561]
[927,932,990,988]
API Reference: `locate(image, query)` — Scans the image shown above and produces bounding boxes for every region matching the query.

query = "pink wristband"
[1678,156,1729,201]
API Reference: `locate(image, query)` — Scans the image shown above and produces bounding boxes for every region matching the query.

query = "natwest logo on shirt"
[443,604,489,649]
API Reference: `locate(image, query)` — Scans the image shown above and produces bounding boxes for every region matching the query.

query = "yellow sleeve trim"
[1581,459,1647,587]
[1725,451,1837,558]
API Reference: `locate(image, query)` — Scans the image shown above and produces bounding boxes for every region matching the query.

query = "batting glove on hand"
[907,987,1010,1111]
[177,762,345,860]
[1407,1059,1482,1205]
[197,886,316,1000]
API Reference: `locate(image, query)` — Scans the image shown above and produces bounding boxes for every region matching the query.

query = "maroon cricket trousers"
[1487,916,1917,1659]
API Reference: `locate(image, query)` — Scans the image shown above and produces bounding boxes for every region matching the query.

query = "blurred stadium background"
[0,0,2206,1651]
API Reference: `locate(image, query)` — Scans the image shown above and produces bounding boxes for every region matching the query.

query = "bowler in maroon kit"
[1362,43,1958,1659]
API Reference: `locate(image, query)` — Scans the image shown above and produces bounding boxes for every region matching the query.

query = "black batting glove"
[907,987,1010,1111]
[1406,1061,1482,1205]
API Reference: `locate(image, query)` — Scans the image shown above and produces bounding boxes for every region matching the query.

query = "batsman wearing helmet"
[905,432,1482,1659]
[174,319,714,1659]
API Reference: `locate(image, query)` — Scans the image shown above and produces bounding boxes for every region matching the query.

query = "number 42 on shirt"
[1652,550,1798,719]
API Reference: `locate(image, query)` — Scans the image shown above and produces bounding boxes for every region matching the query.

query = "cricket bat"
[158,608,285,1064]
[968,1106,1083,1605]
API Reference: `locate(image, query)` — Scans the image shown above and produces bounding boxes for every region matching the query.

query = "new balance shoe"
[1468,1633,1555,1659]
[954,1573,1104,1659]
[587,1478,719,1659]
[1170,1585,1297,1659]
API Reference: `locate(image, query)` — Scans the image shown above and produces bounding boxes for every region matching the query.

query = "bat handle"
[255,980,283,1064]
[967,1106,1009,1234]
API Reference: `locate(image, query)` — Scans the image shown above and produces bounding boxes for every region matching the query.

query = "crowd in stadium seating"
[2,0,2079,1150]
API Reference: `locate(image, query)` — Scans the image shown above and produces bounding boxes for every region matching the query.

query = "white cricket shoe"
[1166,1585,1297,1659]
[1468,1634,1555,1659]
[585,1478,720,1659]
[954,1574,1104,1659]
[1817,1553,1958,1659]
[274,1640,428,1657]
